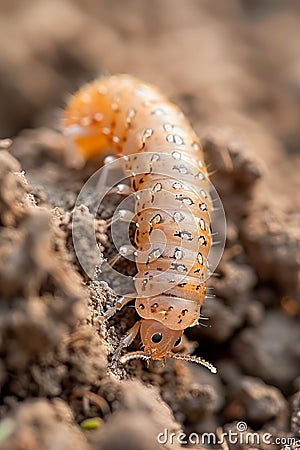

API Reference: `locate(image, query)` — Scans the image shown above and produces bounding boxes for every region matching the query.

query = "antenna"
[167,352,217,373]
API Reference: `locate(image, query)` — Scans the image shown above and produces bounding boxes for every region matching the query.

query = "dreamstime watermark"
[157,422,300,448]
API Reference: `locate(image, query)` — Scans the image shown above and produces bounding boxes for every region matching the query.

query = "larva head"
[120,319,217,373]
[140,319,183,359]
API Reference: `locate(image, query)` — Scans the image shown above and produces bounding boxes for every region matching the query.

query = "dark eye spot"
[174,336,181,347]
[151,332,163,343]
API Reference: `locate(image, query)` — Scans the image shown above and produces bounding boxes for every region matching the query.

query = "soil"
[0,1,299,450]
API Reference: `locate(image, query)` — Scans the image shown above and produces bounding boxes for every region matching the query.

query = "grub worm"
[62,74,226,372]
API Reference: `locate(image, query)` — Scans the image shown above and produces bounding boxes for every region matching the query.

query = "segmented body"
[62,74,215,368]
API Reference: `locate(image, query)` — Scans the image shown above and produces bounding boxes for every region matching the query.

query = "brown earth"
[0,1,299,449]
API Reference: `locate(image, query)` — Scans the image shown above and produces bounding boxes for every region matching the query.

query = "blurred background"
[1,0,299,209]
[0,1,299,449]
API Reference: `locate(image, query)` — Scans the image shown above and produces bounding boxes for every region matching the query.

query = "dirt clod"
[1,1,300,449]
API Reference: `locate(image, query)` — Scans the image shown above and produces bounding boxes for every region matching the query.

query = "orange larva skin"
[63,74,214,366]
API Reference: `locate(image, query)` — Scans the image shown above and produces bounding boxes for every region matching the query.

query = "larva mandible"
[62,74,224,373]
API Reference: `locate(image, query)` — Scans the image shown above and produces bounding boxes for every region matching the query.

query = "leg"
[100,294,136,322]
[109,184,132,196]
[106,209,136,227]
[106,245,136,268]
[84,156,126,209]
[119,321,141,348]
[112,321,141,362]
[95,155,124,195]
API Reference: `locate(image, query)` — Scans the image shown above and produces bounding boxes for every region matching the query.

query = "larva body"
[63,75,218,372]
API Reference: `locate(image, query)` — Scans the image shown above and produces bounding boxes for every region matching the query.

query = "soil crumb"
[0,1,299,449]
